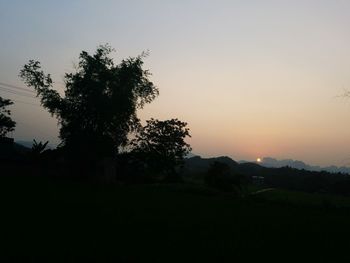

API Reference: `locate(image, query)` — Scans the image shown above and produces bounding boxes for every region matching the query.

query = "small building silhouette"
[252,175,264,185]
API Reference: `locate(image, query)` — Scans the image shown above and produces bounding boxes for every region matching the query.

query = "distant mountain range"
[12,143,350,175]
[185,154,350,175]
[241,157,350,174]
[184,155,350,196]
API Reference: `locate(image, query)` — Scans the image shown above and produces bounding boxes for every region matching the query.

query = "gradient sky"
[1,0,350,166]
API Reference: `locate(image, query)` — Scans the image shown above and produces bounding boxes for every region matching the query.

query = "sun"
[256,157,262,163]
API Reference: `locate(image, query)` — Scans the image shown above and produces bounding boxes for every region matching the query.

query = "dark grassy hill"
[1,176,350,262]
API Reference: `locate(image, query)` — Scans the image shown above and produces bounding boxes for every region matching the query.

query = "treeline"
[2,44,350,198]
[184,156,350,196]
[1,45,191,184]
[263,166,350,196]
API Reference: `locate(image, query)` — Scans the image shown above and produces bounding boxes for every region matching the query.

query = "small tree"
[0,96,16,137]
[19,44,158,159]
[131,118,191,177]
[31,139,49,155]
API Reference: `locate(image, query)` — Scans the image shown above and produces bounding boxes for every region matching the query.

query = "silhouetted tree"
[19,44,158,159]
[31,140,49,155]
[0,96,16,137]
[131,118,191,177]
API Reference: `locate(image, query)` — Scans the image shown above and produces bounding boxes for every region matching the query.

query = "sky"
[1,0,350,166]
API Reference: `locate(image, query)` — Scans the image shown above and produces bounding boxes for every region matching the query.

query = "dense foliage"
[0,96,16,137]
[131,118,191,176]
[20,45,159,158]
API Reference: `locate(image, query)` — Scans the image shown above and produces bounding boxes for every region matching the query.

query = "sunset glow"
[2,1,350,166]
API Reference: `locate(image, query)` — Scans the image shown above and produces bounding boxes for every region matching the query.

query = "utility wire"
[0,83,44,107]
[0,81,36,94]
[11,99,41,107]
[0,86,41,106]
[0,85,37,98]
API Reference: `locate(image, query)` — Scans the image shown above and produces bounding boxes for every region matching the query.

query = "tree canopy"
[131,118,191,174]
[0,96,16,137]
[20,45,159,158]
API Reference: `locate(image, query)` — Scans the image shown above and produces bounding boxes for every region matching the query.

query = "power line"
[0,81,36,94]
[0,85,37,98]
[0,86,41,106]
[11,99,41,107]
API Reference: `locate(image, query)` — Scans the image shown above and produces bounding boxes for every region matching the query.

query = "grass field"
[253,188,350,208]
[0,176,350,262]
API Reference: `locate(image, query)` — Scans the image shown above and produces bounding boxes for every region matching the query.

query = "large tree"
[0,96,16,137]
[20,45,158,158]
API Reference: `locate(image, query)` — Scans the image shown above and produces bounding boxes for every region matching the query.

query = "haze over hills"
[13,138,350,175]
[186,154,350,175]
[243,157,350,175]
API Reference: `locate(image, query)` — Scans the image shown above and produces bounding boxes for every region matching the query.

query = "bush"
[204,161,242,193]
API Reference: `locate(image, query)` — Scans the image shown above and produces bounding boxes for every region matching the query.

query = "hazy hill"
[183,156,238,175]
[16,140,56,150]
[15,140,34,149]
[184,155,350,195]
[259,157,350,174]
[184,155,268,177]
[0,139,30,161]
